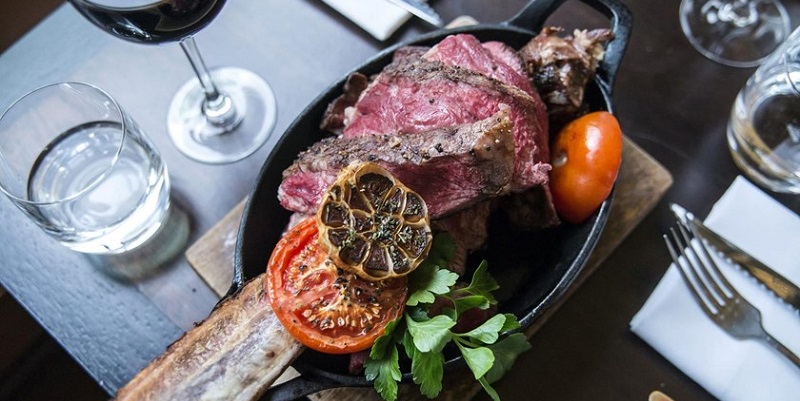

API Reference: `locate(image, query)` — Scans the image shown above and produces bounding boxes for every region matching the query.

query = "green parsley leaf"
[405,305,429,322]
[407,263,458,306]
[370,318,401,360]
[499,313,522,332]
[365,345,401,401]
[484,333,531,384]
[406,314,455,353]
[411,349,444,398]
[457,341,495,380]
[367,244,528,401]
[459,313,506,345]
[402,329,417,360]
[452,294,491,315]
[478,376,501,401]
[460,260,499,304]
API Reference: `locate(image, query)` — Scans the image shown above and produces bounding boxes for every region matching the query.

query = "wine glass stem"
[179,36,239,129]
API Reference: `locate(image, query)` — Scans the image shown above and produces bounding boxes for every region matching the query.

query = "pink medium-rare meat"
[320,72,369,133]
[423,34,534,96]
[482,41,529,79]
[320,47,430,133]
[342,57,549,193]
[279,109,515,218]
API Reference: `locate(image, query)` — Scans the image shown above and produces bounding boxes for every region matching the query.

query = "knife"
[384,0,444,27]
[670,203,800,310]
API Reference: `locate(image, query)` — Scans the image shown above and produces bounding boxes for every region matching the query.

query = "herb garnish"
[364,234,531,400]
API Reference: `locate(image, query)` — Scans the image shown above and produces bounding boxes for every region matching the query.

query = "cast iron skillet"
[233,0,631,399]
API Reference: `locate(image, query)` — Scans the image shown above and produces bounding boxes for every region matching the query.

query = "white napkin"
[321,0,414,41]
[630,176,800,401]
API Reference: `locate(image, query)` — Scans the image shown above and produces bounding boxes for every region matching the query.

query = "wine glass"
[68,0,277,164]
[679,0,791,68]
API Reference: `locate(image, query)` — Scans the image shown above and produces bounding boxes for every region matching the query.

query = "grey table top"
[0,0,797,399]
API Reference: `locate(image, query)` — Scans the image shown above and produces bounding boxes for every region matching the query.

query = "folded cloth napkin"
[320,0,414,41]
[630,176,800,401]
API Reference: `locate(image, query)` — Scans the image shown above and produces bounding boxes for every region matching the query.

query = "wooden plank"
[185,135,672,400]
[185,200,245,297]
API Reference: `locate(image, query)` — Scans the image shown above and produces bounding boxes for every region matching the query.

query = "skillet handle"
[507,0,633,95]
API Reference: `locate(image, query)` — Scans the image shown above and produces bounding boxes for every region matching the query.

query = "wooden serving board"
[185,135,672,400]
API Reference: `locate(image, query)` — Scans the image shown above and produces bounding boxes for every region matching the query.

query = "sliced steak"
[341,57,550,194]
[389,45,430,69]
[422,34,534,96]
[320,46,431,134]
[482,40,529,80]
[320,72,369,133]
[279,109,515,219]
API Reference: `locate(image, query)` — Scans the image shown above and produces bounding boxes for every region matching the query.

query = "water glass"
[728,27,800,193]
[0,82,171,254]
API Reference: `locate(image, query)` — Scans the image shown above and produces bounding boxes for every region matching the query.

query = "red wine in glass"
[70,0,277,164]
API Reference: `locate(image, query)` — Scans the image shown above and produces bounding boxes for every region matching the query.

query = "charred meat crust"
[519,27,614,128]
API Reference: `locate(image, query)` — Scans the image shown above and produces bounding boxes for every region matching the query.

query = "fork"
[663,221,800,369]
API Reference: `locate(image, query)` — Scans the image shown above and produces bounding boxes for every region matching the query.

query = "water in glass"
[27,120,170,253]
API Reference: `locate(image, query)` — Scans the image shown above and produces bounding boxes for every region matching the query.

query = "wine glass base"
[680,0,790,68]
[167,67,277,164]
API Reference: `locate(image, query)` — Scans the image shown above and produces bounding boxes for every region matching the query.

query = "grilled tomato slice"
[316,162,432,281]
[266,217,408,354]
[550,111,622,224]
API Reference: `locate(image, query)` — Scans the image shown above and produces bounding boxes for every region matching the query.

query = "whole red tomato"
[266,217,408,354]
[550,111,622,224]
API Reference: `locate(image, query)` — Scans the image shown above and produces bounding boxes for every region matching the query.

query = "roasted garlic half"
[316,162,432,281]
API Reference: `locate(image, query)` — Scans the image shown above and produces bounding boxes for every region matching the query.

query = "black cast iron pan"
[233,0,631,399]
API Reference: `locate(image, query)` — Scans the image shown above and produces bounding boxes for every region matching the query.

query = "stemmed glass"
[68,0,277,164]
[679,0,791,67]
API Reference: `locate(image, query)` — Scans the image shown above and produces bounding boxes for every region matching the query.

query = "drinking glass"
[680,0,790,67]
[68,0,277,164]
[728,27,800,193]
[0,82,171,254]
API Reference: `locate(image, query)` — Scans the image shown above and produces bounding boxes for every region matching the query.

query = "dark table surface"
[1,0,798,400]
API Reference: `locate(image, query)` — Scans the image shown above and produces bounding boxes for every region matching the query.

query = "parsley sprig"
[365,234,531,401]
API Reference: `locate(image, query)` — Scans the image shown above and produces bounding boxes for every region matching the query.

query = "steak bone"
[115,276,303,401]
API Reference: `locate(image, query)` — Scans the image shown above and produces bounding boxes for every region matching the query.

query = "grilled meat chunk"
[520,27,614,127]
